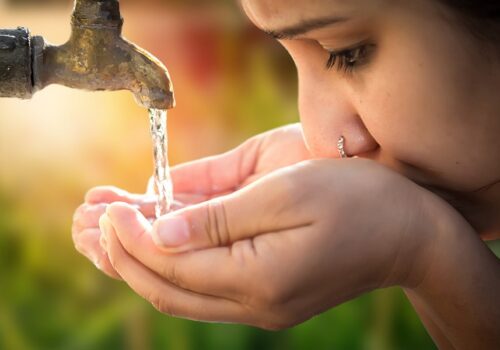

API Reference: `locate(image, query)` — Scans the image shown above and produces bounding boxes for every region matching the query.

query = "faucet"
[0,0,175,110]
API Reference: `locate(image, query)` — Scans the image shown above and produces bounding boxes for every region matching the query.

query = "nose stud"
[337,136,348,158]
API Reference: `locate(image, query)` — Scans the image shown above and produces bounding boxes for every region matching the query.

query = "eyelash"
[325,44,374,74]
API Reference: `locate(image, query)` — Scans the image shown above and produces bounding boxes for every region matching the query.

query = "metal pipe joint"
[0,0,175,110]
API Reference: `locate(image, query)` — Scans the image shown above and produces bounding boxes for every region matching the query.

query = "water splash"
[149,108,174,219]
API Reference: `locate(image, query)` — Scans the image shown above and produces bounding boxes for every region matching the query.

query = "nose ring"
[337,136,348,158]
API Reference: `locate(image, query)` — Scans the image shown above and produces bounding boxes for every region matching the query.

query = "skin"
[72,0,500,348]
[243,0,500,234]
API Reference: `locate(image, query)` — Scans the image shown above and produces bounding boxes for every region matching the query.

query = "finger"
[101,214,251,324]
[73,227,121,280]
[148,178,213,205]
[105,203,254,300]
[96,250,122,280]
[170,137,261,196]
[152,169,312,252]
[85,186,141,204]
[73,203,109,230]
[85,186,156,216]
[174,191,236,206]
[85,186,184,213]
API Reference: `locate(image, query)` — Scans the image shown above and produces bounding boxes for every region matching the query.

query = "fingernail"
[154,216,190,247]
[93,256,101,270]
[87,249,101,270]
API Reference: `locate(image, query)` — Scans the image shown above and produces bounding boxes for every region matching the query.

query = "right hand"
[72,123,312,278]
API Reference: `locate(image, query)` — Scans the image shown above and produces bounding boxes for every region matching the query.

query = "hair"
[438,1,500,46]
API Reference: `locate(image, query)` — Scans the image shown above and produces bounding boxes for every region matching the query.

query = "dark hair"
[438,1,500,45]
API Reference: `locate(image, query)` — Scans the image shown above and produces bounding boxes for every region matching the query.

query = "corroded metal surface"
[1,0,175,109]
[0,27,32,99]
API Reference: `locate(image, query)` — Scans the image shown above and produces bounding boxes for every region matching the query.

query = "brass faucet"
[0,0,175,110]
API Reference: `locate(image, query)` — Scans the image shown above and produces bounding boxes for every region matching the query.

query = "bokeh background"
[1,0,497,349]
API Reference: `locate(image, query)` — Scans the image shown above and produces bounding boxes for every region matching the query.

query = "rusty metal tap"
[0,0,175,110]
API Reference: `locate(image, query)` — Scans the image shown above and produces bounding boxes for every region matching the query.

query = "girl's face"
[241,0,500,230]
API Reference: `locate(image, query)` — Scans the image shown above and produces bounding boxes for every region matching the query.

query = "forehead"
[241,0,381,30]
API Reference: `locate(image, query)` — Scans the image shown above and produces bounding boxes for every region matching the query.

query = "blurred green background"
[2,0,496,349]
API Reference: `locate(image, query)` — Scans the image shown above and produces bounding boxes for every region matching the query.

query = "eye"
[325,43,374,73]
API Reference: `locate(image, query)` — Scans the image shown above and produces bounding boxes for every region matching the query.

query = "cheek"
[359,23,493,190]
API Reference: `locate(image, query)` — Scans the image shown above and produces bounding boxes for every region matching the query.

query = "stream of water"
[149,108,174,219]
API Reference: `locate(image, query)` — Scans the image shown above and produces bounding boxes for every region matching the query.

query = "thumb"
[151,171,309,253]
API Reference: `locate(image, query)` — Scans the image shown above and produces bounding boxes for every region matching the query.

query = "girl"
[73,1,500,348]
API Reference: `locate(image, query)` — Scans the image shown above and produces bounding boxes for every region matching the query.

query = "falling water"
[149,108,174,219]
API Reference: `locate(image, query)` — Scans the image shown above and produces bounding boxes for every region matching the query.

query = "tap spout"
[2,0,175,109]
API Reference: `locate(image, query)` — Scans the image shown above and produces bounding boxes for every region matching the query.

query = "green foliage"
[0,193,437,350]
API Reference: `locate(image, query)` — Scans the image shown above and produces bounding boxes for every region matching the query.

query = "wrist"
[398,189,476,290]
[398,192,500,349]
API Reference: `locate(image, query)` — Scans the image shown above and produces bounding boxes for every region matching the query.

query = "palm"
[170,124,311,205]
[240,124,311,186]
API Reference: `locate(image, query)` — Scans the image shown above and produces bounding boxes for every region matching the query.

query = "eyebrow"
[266,16,349,40]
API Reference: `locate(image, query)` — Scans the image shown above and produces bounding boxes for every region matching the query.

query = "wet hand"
[73,123,310,278]
[72,187,161,279]
[98,158,444,329]
[163,123,311,204]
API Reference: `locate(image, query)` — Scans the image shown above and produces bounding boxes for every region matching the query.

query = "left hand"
[98,158,444,329]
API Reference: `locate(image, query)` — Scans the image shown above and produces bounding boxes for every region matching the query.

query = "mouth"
[340,142,499,236]
[356,147,474,204]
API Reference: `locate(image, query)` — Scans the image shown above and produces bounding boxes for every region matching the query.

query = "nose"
[296,56,378,158]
